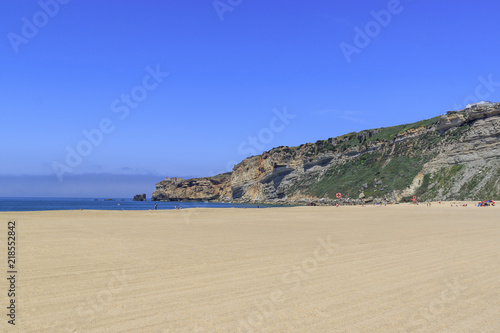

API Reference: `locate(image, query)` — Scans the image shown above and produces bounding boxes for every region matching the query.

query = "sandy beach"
[1,204,499,332]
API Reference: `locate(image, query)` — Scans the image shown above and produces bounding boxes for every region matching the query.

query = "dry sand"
[0,204,499,332]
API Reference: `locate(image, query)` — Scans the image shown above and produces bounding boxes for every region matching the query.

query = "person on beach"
[154,203,157,210]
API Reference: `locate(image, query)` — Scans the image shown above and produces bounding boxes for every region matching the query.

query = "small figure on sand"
[154,203,157,210]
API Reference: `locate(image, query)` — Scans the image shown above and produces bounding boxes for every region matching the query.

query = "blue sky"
[1,0,500,197]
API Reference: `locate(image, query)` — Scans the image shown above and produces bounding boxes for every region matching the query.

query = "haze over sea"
[0,197,269,212]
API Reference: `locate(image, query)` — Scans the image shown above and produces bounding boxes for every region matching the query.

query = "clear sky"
[1,0,500,197]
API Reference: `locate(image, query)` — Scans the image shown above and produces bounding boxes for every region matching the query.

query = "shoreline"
[1,199,495,213]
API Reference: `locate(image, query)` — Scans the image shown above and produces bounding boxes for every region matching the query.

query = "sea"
[0,197,272,212]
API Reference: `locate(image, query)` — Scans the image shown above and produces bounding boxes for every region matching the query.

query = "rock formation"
[133,193,146,201]
[153,174,231,201]
[152,103,500,204]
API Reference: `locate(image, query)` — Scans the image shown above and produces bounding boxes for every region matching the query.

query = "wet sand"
[1,204,499,332]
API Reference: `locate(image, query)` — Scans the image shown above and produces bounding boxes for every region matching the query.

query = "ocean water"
[0,197,271,212]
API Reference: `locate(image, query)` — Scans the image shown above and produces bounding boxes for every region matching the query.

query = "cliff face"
[153,174,231,201]
[152,103,500,204]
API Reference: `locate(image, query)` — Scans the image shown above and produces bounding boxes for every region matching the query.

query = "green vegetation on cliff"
[411,164,500,201]
[285,116,446,200]
[312,116,441,156]
[412,165,464,201]
[286,150,436,200]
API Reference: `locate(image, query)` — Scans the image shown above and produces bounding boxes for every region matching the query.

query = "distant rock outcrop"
[152,174,231,201]
[152,103,500,204]
[133,193,146,201]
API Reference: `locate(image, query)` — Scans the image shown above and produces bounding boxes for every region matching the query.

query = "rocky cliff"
[153,174,231,201]
[133,193,146,201]
[152,103,500,204]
